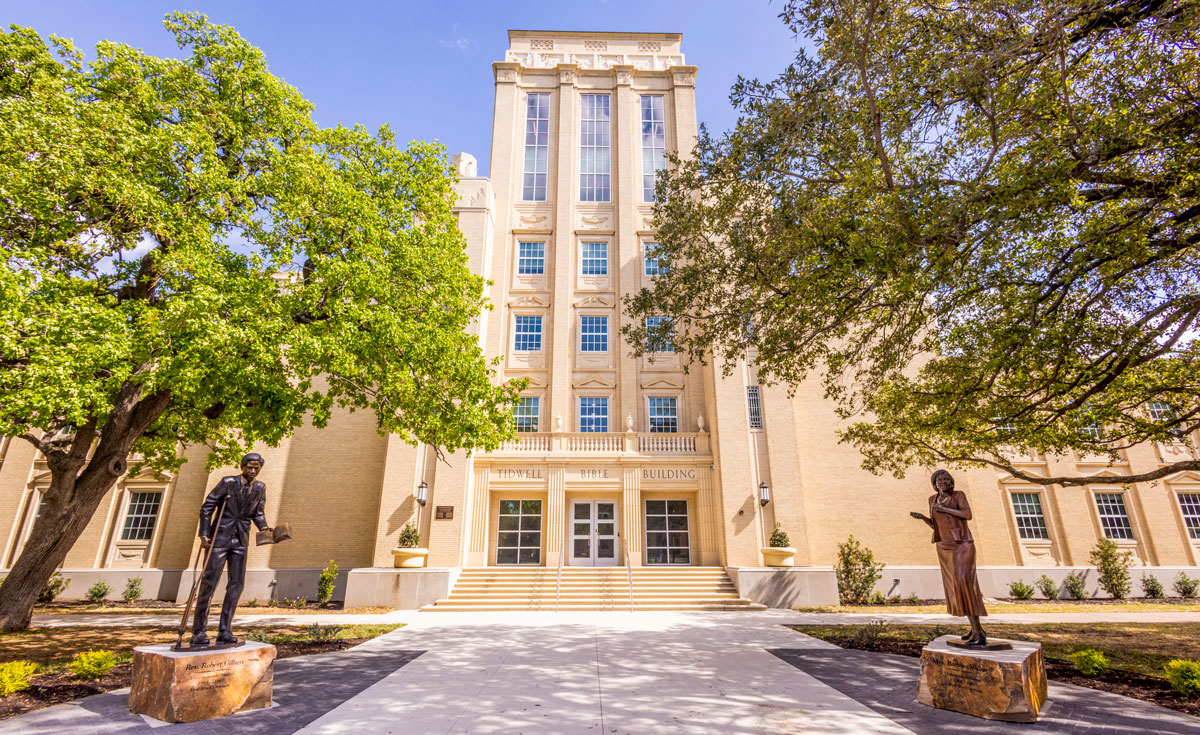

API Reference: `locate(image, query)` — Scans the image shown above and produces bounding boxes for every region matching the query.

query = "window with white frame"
[1010,492,1049,540]
[648,397,678,433]
[517,242,545,275]
[580,316,608,352]
[1094,493,1134,540]
[580,397,609,432]
[640,95,666,202]
[522,93,550,201]
[121,491,163,541]
[581,242,608,276]
[645,316,674,353]
[1079,420,1104,441]
[579,94,611,202]
[514,397,540,432]
[746,386,763,429]
[514,315,543,351]
[994,418,1018,437]
[1178,493,1200,540]
[644,242,663,276]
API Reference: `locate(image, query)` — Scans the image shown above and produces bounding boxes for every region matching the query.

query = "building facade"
[2,31,1199,607]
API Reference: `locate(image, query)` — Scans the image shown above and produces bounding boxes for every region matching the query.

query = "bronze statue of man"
[910,469,989,646]
[191,453,270,646]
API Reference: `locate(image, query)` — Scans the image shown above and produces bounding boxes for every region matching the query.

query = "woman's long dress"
[928,490,987,617]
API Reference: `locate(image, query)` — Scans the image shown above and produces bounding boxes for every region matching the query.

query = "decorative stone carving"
[601,55,624,70]
[638,41,662,52]
[584,40,607,51]
[128,642,276,723]
[580,214,609,229]
[673,71,695,87]
[626,415,634,433]
[697,414,706,433]
[495,66,517,83]
[530,39,554,51]
[554,414,563,432]
[917,636,1047,722]
[451,152,477,178]
[518,213,548,226]
[617,69,632,85]
[559,67,575,84]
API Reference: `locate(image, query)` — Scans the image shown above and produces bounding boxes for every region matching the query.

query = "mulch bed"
[826,635,1200,718]
[36,600,348,613]
[0,637,368,721]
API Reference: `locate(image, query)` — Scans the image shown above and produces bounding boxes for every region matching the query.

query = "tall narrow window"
[1010,493,1049,540]
[645,316,674,353]
[517,242,545,275]
[580,397,609,432]
[1178,493,1200,540]
[121,491,163,541]
[648,397,678,433]
[580,316,608,352]
[640,95,666,202]
[497,499,542,565]
[579,94,611,202]
[581,242,608,275]
[644,242,663,276]
[514,397,540,432]
[523,93,550,201]
[1095,493,1134,540]
[514,315,543,351]
[746,386,763,429]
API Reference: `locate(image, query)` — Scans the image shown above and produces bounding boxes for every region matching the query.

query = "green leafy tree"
[0,15,519,630]
[1090,537,1133,599]
[626,0,1200,487]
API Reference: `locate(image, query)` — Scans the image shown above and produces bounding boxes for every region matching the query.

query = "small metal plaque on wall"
[435,506,453,520]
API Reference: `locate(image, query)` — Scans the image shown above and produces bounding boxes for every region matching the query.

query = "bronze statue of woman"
[910,469,989,646]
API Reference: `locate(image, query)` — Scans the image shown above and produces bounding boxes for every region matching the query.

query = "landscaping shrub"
[924,624,956,642]
[273,596,307,608]
[1164,659,1200,699]
[86,580,113,603]
[768,523,791,548]
[835,535,884,605]
[317,560,338,606]
[1009,580,1035,600]
[1063,572,1089,600]
[0,661,39,697]
[37,572,71,604]
[851,621,888,649]
[305,624,344,642]
[1035,574,1060,600]
[70,650,117,680]
[1070,648,1110,678]
[1141,574,1165,599]
[1089,538,1133,599]
[397,522,421,548]
[1175,572,1199,599]
[123,577,143,603]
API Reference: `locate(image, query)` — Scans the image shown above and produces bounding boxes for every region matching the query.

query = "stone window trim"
[578,313,609,353]
[512,313,545,352]
[522,92,552,202]
[514,395,541,433]
[580,241,609,276]
[1008,491,1050,541]
[517,241,546,276]
[646,395,680,434]
[643,240,664,277]
[578,394,611,433]
[1174,490,1200,542]
[1090,489,1137,542]
[120,490,163,541]
[640,95,668,203]
[579,93,611,203]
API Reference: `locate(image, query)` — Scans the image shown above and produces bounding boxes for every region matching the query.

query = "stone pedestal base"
[917,635,1047,722]
[128,641,276,723]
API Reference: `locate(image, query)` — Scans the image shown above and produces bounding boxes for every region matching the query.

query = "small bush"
[768,523,791,548]
[1175,572,1199,599]
[1164,659,1200,699]
[906,593,920,604]
[1070,648,1110,678]
[245,598,260,608]
[0,661,39,697]
[1009,580,1035,600]
[835,535,885,605]
[122,577,143,603]
[397,522,421,549]
[1141,574,1164,599]
[85,580,112,603]
[851,620,888,649]
[317,560,338,606]
[244,631,271,643]
[70,650,117,680]
[272,596,307,609]
[924,624,956,643]
[305,624,343,643]
[868,590,887,605]
[38,573,70,604]
[1090,538,1133,599]
[1063,572,1089,600]
[1035,574,1060,600]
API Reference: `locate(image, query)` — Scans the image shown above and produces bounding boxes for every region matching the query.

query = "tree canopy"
[626,0,1200,486]
[0,14,518,628]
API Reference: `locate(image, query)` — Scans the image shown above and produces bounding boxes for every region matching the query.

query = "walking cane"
[173,499,226,651]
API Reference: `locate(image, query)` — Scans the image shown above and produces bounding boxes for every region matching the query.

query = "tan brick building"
[2,31,1198,608]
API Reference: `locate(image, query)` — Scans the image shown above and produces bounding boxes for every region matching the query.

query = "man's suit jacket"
[199,475,267,548]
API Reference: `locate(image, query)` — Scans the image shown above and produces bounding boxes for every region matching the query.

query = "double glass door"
[570,500,618,566]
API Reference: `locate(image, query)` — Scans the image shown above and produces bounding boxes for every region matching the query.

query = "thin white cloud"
[439,24,469,53]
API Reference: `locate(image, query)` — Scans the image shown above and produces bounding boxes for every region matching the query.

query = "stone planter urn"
[392,548,429,568]
[761,547,797,567]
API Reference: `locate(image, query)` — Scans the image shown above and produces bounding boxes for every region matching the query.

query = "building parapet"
[491,432,709,457]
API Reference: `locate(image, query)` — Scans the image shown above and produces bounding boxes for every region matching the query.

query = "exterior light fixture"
[416,481,429,507]
[758,481,770,506]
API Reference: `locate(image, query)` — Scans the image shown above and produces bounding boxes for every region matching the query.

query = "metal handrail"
[623,535,634,612]
[554,538,566,612]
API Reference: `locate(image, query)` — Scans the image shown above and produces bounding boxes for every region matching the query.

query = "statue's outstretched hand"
[909,511,928,521]
[200,536,211,550]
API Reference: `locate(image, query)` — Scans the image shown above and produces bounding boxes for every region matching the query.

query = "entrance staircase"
[422,566,766,611]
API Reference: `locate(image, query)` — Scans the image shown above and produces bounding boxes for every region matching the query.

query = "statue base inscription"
[128,641,275,723]
[917,635,1047,722]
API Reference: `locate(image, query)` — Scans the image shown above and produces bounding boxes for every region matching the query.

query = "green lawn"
[795,600,1200,614]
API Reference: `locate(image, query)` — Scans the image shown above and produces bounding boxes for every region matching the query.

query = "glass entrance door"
[569,500,618,566]
[645,499,690,564]
[497,499,542,565]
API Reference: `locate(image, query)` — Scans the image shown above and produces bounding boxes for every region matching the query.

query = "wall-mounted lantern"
[758,481,771,506]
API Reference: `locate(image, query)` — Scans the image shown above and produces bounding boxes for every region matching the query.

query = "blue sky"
[5,1,804,176]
